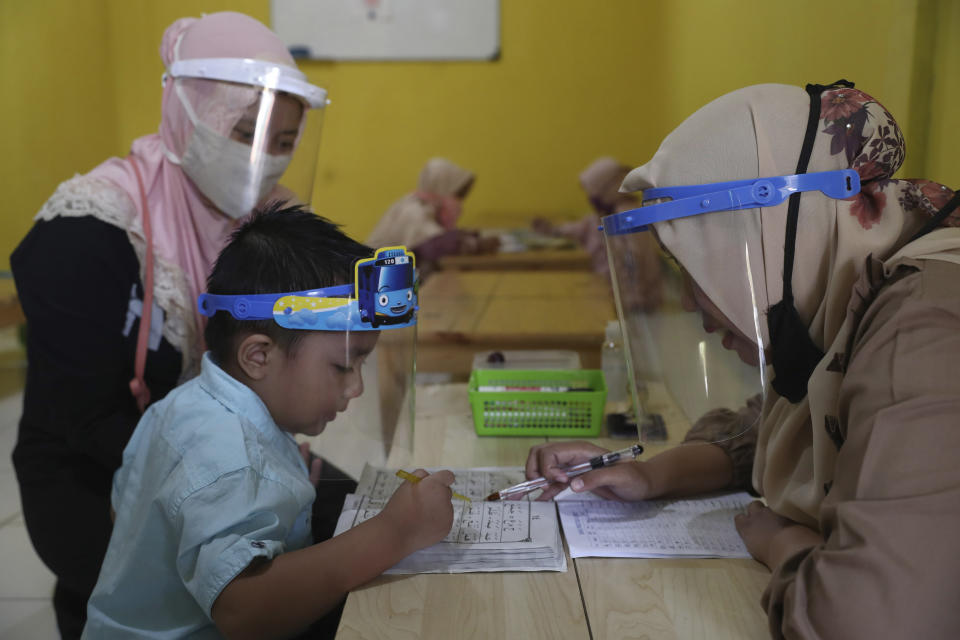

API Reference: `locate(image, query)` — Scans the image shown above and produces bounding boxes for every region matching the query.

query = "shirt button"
[251,540,265,549]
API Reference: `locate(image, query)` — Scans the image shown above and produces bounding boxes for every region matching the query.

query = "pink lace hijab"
[37,12,303,381]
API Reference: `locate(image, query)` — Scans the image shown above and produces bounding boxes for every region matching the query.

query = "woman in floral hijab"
[523,83,960,639]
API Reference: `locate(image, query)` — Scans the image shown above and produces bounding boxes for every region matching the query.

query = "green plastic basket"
[468,369,607,436]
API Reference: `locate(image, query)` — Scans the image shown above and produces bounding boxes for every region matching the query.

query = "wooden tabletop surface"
[436,247,592,272]
[416,270,616,377]
[335,383,770,639]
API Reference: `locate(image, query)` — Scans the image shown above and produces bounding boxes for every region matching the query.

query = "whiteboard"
[271,0,500,61]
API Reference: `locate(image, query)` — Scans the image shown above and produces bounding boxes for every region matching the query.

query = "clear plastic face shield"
[198,247,418,476]
[600,170,859,444]
[165,58,327,218]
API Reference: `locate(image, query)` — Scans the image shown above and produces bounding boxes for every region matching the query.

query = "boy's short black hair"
[204,202,373,366]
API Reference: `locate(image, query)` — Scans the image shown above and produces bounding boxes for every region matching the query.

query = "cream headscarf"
[366,158,475,249]
[622,83,959,527]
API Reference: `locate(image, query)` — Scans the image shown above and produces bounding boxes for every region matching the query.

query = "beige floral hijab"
[622,83,959,527]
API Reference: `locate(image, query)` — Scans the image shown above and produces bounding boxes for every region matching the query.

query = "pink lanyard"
[128,156,154,413]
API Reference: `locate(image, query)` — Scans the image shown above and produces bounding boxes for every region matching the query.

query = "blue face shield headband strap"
[197,247,418,331]
[600,169,860,235]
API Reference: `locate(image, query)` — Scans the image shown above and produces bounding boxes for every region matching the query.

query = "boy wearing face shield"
[523,83,960,639]
[84,204,455,639]
[10,13,327,637]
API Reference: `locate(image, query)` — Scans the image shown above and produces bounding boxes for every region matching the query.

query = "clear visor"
[602,208,767,446]
[308,252,418,476]
[170,75,325,217]
[300,323,417,479]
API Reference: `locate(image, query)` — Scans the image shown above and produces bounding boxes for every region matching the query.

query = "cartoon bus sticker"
[356,247,417,328]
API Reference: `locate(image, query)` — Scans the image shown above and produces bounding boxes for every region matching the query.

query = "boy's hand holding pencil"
[380,469,456,553]
[396,469,471,501]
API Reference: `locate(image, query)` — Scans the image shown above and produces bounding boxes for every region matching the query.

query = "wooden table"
[417,270,615,378]
[436,247,592,272]
[335,383,771,639]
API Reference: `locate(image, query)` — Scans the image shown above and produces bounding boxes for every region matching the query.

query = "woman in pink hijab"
[10,13,327,637]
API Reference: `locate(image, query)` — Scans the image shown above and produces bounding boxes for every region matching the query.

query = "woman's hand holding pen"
[379,468,455,554]
[524,442,655,502]
[526,441,738,502]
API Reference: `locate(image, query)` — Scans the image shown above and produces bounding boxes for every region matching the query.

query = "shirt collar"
[197,352,295,447]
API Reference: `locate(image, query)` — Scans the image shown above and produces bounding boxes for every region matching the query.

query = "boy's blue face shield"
[597,170,859,443]
[197,247,419,474]
[197,247,418,331]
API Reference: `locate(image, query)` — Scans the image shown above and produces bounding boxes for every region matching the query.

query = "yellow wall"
[1,0,119,269]
[923,0,960,185]
[3,0,957,271]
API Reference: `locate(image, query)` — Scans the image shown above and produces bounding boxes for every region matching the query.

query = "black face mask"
[767,80,853,403]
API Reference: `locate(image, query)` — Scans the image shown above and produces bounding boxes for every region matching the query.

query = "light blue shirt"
[84,353,315,639]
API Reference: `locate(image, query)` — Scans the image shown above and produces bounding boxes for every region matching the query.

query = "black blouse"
[11,215,183,487]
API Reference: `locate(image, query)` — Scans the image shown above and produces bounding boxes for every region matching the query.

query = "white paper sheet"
[557,492,754,559]
[333,464,566,573]
[356,465,533,501]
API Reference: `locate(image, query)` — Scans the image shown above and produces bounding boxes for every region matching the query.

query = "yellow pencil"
[395,469,471,501]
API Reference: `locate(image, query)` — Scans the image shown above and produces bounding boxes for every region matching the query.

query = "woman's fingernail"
[571,478,584,491]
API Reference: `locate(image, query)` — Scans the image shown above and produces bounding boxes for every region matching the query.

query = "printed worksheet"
[333,464,567,573]
[355,465,532,502]
[343,494,541,544]
[557,492,754,558]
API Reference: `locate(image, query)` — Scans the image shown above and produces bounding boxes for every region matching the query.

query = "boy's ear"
[236,333,277,381]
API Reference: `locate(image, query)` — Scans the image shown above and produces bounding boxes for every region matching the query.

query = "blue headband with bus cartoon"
[197,247,418,331]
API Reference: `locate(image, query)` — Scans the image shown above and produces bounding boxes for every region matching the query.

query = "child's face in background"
[263,331,380,436]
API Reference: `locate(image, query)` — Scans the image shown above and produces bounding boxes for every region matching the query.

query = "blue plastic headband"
[600,169,860,235]
[197,247,418,331]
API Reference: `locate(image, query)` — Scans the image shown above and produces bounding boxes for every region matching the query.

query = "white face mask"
[180,123,291,219]
[172,82,293,219]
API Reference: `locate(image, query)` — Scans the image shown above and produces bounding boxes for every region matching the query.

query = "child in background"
[532,157,663,310]
[366,157,499,268]
[531,157,638,275]
[84,203,455,639]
